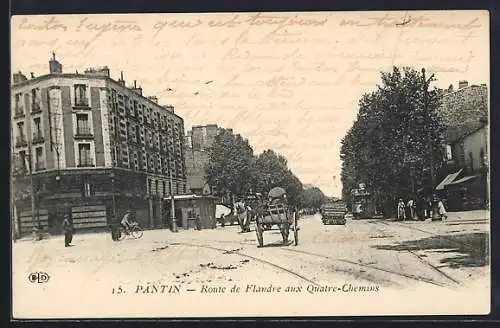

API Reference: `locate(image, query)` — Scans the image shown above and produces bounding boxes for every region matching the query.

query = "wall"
[451,126,487,173]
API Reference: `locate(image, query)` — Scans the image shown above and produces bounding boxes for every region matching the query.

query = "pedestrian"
[426,197,433,219]
[62,214,73,247]
[407,197,415,220]
[195,214,202,230]
[437,199,448,220]
[219,213,225,227]
[397,198,406,221]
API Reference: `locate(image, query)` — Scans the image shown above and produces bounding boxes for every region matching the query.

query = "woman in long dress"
[437,199,448,220]
[397,199,406,221]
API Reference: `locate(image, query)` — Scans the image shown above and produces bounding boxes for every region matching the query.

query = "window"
[469,152,474,172]
[445,145,452,161]
[135,125,140,142]
[78,143,92,166]
[133,101,138,117]
[33,117,42,139]
[74,84,88,106]
[162,181,166,196]
[17,122,25,140]
[155,180,159,195]
[35,147,44,170]
[19,150,27,171]
[31,88,41,111]
[480,148,486,169]
[76,114,90,135]
[82,176,94,197]
[148,179,152,195]
[14,93,23,115]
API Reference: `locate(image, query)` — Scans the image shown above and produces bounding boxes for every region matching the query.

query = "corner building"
[11,55,187,235]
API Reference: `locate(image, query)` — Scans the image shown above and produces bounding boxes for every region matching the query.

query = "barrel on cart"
[254,187,299,247]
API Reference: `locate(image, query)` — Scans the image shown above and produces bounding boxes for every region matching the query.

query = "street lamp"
[422,68,436,191]
[110,171,116,221]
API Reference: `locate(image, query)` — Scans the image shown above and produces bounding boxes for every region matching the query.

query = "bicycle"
[117,222,143,241]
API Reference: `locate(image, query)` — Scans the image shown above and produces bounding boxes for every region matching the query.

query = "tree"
[340,67,446,214]
[298,187,325,210]
[205,129,254,201]
[251,150,303,205]
[251,150,289,193]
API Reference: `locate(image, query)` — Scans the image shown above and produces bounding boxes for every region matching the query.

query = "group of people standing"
[397,194,448,221]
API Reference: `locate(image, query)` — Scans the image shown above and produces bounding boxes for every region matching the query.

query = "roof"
[449,122,488,144]
[435,169,463,190]
[11,73,184,121]
[438,84,488,142]
[163,194,218,201]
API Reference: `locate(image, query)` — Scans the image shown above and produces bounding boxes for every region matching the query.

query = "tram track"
[168,236,455,289]
[169,241,321,287]
[368,220,462,286]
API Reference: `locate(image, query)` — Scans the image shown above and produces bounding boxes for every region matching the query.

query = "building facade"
[11,55,187,236]
[435,81,488,211]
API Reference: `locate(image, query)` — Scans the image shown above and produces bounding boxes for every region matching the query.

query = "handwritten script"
[11,11,488,195]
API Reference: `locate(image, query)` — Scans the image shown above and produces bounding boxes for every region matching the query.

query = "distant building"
[184,124,222,195]
[11,54,187,235]
[435,81,488,211]
[190,124,219,151]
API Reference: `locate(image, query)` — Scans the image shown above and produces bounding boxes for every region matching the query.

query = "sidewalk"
[445,210,489,222]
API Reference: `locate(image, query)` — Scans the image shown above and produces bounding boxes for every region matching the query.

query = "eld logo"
[28,272,50,284]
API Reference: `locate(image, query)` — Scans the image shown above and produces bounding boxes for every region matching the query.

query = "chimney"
[148,96,159,104]
[84,66,110,77]
[458,80,468,89]
[12,71,28,84]
[162,105,174,112]
[118,71,125,86]
[30,72,35,79]
[49,51,63,74]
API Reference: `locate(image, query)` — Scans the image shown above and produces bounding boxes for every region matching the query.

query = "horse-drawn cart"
[255,187,299,247]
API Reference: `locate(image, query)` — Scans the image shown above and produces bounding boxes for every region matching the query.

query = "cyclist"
[121,209,134,233]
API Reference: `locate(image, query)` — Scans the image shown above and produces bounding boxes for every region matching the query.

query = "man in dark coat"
[62,214,73,247]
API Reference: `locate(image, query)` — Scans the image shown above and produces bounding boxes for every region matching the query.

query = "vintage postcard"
[10,10,490,318]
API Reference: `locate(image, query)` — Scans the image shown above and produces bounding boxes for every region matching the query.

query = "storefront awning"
[446,175,478,187]
[163,194,218,201]
[435,169,463,190]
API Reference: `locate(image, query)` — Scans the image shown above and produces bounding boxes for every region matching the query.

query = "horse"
[234,202,251,233]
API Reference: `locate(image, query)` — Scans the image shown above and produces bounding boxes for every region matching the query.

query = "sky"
[11,11,489,197]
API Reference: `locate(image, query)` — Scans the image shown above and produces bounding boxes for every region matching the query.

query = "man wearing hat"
[62,214,73,247]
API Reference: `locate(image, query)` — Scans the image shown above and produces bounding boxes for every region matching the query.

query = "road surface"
[12,212,490,318]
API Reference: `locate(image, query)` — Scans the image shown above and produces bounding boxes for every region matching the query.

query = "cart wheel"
[117,228,126,241]
[255,222,264,247]
[293,213,299,246]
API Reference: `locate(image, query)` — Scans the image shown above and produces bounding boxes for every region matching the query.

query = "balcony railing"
[74,98,90,108]
[34,164,46,172]
[74,128,94,139]
[32,133,45,144]
[77,158,95,167]
[31,103,42,114]
[15,137,27,148]
[13,110,25,119]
